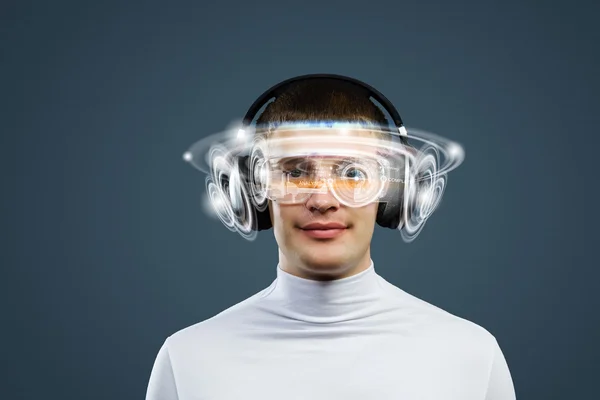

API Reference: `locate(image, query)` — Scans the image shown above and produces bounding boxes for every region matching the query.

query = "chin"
[299,258,357,281]
[300,252,351,272]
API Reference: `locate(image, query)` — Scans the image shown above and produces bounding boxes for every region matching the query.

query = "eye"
[286,168,304,178]
[344,167,366,180]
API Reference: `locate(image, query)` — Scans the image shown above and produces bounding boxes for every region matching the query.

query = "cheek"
[353,203,379,225]
[269,203,293,234]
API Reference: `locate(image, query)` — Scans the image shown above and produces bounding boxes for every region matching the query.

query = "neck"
[278,249,373,281]
[267,257,383,324]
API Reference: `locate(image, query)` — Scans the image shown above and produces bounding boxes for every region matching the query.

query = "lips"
[299,222,348,239]
[300,222,348,230]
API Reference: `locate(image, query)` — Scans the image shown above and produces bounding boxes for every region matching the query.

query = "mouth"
[298,223,348,239]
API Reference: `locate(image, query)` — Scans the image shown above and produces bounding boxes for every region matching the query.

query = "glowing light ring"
[228,159,257,241]
[401,145,447,243]
[261,135,417,168]
[184,126,464,180]
[205,144,257,241]
[248,138,270,212]
[205,177,234,231]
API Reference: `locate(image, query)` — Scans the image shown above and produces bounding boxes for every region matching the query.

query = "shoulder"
[378,276,499,352]
[164,283,274,351]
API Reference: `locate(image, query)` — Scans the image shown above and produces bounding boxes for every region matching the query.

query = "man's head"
[255,78,390,281]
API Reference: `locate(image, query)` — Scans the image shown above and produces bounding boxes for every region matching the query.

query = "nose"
[304,188,340,213]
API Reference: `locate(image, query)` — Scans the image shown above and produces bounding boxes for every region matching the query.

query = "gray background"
[3,0,599,399]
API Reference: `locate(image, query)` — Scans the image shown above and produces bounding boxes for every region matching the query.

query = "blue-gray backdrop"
[3,0,599,399]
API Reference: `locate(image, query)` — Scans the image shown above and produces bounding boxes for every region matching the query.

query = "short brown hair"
[255,78,390,132]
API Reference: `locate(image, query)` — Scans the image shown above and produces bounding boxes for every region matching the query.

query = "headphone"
[227,74,423,233]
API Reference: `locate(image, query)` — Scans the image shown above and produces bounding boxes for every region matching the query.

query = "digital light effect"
[183,123,465,243]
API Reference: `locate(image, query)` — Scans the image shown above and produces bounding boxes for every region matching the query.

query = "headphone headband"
[241,74,407,140]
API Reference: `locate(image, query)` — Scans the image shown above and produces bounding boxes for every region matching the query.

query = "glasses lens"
[263,157,385,206]
[330,162,383,205]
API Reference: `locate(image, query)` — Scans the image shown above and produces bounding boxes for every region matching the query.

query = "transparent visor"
[248,141,412,208]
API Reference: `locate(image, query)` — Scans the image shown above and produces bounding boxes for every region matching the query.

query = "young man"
[146,78,516,399]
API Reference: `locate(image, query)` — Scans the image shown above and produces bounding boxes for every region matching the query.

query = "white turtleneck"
[146,261,516,400]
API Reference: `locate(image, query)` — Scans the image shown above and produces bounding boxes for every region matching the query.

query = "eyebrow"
[277,156,363,169]
[277,157,306,169]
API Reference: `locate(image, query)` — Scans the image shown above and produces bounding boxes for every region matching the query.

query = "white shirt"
[146,261,516,399]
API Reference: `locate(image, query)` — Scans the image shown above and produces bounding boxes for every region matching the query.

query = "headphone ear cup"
[376,162,405,230]
[376,143,415,230]
[237,155,272,231]
[376,196,403,229]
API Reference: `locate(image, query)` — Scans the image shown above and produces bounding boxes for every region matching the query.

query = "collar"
[264,260,385,324]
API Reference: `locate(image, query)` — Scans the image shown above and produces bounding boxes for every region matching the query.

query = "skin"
[266,128,381,281]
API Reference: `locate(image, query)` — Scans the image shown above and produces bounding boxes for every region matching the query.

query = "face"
[266,128,381,280]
